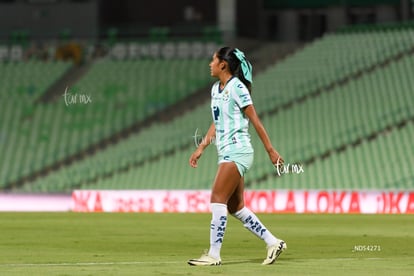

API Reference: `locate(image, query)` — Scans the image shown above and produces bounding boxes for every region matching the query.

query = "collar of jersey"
[218,76,235,94]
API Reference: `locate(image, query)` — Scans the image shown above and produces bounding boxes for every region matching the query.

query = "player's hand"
[268,148,284,168]
[189,148,203,168]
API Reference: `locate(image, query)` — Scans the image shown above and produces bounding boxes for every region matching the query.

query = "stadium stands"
[251,27,414,114]
[4,25,414,192]
[255,122,414,190]
[0,60,72,185]
[0,58,212,189]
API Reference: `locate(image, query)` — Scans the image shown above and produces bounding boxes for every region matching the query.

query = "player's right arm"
[189,122,215,168]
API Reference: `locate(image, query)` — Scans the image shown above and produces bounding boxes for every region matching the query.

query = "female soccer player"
[187,47,286,266]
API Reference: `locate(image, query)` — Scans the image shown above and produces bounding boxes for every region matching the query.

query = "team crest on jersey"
[222,90,230,102]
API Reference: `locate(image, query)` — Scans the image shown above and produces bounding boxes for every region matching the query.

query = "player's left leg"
[228,177,287,265]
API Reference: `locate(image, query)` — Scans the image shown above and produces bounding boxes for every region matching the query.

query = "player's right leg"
[188,162,241,266]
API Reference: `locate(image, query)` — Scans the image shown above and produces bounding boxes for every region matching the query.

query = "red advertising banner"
[71,190,414,214]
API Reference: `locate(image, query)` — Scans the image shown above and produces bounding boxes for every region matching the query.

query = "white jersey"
[211,77,254,155]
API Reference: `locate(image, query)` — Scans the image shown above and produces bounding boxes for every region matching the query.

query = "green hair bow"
[233,48,253,83]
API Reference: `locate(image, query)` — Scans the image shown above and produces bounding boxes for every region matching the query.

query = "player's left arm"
[244,104,284,165]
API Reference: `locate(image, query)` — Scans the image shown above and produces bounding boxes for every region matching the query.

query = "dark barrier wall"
[0,0,98,40]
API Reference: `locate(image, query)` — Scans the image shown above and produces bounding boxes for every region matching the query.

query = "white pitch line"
[0,258,385,268]
[0,261,183,267]
[299,257,385,261]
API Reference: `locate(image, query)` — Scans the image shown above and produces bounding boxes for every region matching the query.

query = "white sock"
[208,203,228,259]
[232,207,278,247]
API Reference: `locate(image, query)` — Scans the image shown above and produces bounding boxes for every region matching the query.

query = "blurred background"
[0,0,413,202]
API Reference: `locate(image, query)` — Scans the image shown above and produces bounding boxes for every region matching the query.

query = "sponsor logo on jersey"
[240,93,251,104]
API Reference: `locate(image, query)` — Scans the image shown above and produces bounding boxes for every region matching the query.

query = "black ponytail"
[216,47,252,93]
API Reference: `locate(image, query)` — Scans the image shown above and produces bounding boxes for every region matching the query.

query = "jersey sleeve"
[232,81,253,108]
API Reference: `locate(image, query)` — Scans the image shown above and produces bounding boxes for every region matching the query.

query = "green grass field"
[0,213,413,275]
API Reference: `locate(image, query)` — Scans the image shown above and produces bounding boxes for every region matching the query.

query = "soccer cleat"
[188,253,221,266]
[262,240,287,265]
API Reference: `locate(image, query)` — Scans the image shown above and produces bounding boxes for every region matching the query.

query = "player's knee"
[210,193,227,205]
[227,201,244,214]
